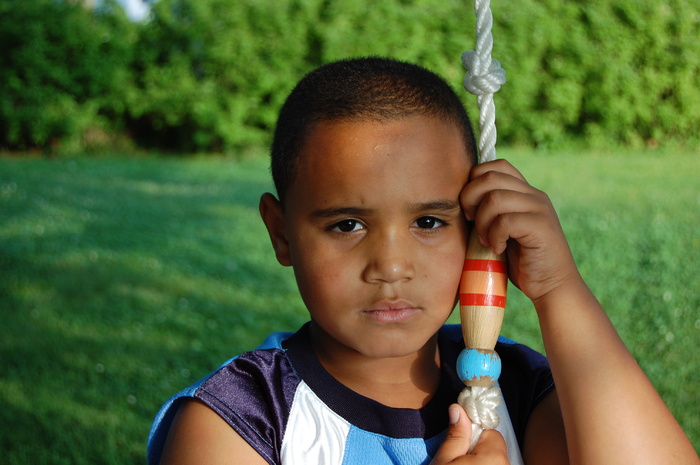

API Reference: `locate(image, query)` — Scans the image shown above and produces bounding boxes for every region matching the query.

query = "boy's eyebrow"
[310,201,460,219]
[408,200,461,213]
[310,206,374,219]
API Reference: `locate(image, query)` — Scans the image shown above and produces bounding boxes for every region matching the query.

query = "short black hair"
[270,57,477,203]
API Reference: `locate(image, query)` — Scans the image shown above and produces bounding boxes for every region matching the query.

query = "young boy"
[148,58,698,465]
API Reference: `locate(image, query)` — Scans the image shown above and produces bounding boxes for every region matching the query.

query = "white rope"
[462,0,506,163]
[457,385,502,451]
[459,0,506,452]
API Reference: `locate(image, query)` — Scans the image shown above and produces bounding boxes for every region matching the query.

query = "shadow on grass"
[0,157,309,464]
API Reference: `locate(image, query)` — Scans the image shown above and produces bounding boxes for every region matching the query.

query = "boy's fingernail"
[479,234,488,247]
[449,405,460,425]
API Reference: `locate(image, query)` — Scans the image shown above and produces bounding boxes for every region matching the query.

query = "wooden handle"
[457,230,508,387]
[459,231,507,351]
[456,231,507,387]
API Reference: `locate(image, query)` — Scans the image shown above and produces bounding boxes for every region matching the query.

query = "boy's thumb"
[430,404,473,464]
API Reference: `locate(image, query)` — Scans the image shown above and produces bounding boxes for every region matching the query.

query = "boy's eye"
[330,219,364,233]
[413,216,445,230]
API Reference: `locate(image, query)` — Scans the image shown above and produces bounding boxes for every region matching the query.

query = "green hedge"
[125,0,318,151]
[492,0,700,148]
[1,0,698,153]
[0,0,136,152]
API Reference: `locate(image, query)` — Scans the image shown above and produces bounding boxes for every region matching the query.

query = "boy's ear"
[259,193,292,266]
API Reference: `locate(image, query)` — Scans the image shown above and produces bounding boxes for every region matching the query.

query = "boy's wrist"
[530,271,591,318]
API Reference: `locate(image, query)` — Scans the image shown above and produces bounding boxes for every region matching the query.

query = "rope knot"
[457,385,501,429]
[462,50,506,96]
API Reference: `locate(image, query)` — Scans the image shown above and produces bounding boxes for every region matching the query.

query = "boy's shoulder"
[148,329,301,465]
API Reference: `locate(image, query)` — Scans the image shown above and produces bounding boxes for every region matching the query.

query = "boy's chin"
[351,327,441,360]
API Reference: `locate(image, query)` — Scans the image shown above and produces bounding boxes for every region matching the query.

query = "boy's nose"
[362,232,416,284]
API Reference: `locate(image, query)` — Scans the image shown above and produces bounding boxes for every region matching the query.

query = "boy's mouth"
[364,300,420,323]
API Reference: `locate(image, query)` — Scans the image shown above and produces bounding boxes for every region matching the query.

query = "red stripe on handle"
[460,293,507,308]
[463,259,507,274]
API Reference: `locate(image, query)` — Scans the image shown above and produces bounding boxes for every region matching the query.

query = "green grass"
[1,150,698,463]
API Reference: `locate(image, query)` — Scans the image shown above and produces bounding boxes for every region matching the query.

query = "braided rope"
[462,0,506,163]
[459,0,507,452]
[458,385,502,451]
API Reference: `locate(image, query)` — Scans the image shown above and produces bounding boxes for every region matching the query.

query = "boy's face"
[262,115,472,359]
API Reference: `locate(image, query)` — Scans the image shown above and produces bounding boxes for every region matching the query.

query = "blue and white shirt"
[148,324,553,465]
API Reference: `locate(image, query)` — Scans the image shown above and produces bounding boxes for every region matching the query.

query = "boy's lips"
[363,300,420,323]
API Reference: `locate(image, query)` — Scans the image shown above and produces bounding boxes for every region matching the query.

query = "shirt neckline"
[282,323,464,439]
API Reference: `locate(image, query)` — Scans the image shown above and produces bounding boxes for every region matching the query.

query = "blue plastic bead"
[457,348,502,386]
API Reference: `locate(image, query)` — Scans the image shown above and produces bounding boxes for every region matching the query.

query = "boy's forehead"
[298,116,472,166]
[287,116,472,201]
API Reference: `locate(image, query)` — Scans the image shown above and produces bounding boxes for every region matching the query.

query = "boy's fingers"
[468,159,527,183]
[430,406,510,465]
[460,160,532,223]
[468,429,509,464]
[430,404,472,464]
[469,190,538,251]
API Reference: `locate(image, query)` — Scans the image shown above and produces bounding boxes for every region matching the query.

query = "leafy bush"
[124,0,478,152]
[492,0,700,148]
[0,0,136,152]
[1,0,698,152]
[127,0,700,152]
[125,0,320,152]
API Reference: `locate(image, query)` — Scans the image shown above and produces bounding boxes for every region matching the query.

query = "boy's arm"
[522,389,568,463]
[462,160,698,464]
[158,399,268,465]
[531,273,698,464]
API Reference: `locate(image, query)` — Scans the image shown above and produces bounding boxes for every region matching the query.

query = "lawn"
[1,150,698,463]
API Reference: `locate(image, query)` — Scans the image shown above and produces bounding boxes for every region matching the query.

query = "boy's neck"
[308,323,442,409]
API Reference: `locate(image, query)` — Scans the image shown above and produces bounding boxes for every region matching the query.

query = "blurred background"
[2,0,699,154]
[1,0,698,462]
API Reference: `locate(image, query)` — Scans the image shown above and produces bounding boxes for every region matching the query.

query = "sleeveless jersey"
[148,324,553,464]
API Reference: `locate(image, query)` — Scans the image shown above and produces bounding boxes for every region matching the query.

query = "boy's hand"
[460,159,580,304]
[431,404,509,464]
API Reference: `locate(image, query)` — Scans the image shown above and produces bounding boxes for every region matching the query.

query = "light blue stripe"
[341,425,447,464]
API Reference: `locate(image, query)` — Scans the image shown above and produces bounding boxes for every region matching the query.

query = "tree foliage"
[1,0,698,153]
[126,0,317,151]
[0,0,136,151]
[492,0,700,148]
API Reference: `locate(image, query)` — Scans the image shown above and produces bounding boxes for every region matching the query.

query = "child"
[147,58,698,464]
